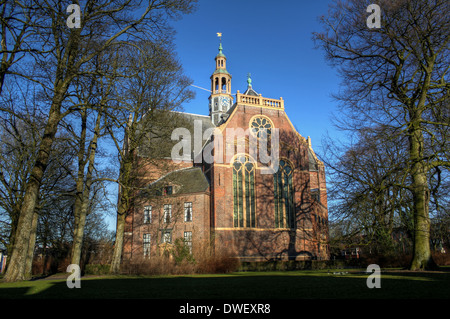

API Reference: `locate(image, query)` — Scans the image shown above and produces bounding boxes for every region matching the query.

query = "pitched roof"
[145,167,210,195]
[243,86,259,96]
[308,148,319,171]
[138,111,214,161]
[173,112,215,161]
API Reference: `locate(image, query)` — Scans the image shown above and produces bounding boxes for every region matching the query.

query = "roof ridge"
[171,110,210,118]
[147,166,197,187]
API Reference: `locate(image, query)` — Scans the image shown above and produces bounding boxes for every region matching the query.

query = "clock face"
[220,96,230,108]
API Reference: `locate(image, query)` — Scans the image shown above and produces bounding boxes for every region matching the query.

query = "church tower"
[209,37,233,125]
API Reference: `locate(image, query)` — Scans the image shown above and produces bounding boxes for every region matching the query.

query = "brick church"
[122,40,329,262]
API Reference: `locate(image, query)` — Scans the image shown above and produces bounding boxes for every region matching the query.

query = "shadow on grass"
[1,271,449,299]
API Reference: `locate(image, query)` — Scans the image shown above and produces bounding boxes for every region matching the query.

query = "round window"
[250,116,272,139]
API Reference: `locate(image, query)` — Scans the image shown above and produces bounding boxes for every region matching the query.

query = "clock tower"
[209,38,233,125]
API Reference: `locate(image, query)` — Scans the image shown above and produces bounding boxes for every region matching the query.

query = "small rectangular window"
[144,205,152,224]
[164,204,172,223]
[184,231,192,253]
[143,233,151,257]
[163,186,173,195]
[184,202,193,222]
[161,230,172,243]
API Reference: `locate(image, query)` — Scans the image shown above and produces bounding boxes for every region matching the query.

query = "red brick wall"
[210,104,329,260]
[123,192,210,261]
[124,103,329,262]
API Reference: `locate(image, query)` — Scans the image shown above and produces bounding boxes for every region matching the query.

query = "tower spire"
[217,32,222,51]
[216,32,224,57]
[209,33,233,126]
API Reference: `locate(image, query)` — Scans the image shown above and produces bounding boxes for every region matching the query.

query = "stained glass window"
[233,155,256,227]
[250,116,272,140]
[274,160,295,228]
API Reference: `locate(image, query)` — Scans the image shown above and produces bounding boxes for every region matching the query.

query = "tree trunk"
[3,22,79,280]
[410,184,434,270]
[5,206,20,268]
[3,99,62,282]
[70,161,85,267]
[409,163,436,270]
[71,208,87,268]
[70,108,87,267]
[110,120,134,274]
[110,164,132,274]
[70,108,102,268]
[408,118,436,270]
[25,212,39,277]
[110,207,126,274]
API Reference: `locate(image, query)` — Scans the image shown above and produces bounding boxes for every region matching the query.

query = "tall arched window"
[233,155,256,228]
[274,160,295,228]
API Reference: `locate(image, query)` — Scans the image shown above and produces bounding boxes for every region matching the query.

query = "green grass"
[0,269,449,299]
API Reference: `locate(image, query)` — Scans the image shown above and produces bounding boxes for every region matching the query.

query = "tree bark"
[110,155,133,274]
[407,62,439,270]
[409,124,436,270]
[70,107,87,268]
[110,207,126,274]
[71,208,87,268]
[70,108,102,268]
[24,212,39,277]
[3,102,62,282]
[3,14,82,280]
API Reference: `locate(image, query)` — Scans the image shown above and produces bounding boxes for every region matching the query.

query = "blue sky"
[171,0,342,155]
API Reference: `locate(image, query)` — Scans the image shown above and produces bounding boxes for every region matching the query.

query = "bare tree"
[63,51,116,269]
[0,106,42,259]
[4,0,197,282]
[0,96,77,275]
[68,92,105,267]
[313,0,449,270]
[107,40,194,273]
[0,0,41,95]
[322,126,416,256]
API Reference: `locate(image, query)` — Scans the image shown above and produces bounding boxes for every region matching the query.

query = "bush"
[172,238,195,265]
[84,264,111,275]
[432,251,450,266]
[119,239,240,276]
[195,253,240,274]
[239,260,333,272]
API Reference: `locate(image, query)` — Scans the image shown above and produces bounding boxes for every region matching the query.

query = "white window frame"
[184,231,192,253]
[161,229,172,244]
[144,205,152,224]
[163,204,172,223]
[143,233,151,257]
[184,202,193,222]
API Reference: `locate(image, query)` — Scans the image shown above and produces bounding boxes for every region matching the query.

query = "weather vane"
[217,32,222,43]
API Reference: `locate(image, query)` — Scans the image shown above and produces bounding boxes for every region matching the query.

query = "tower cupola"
[209,34,233,125]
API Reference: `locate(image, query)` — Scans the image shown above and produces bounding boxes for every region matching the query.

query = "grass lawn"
[0,269,449,300]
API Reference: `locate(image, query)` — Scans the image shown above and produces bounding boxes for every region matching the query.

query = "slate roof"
[308,148,319,171]
[242,86,259,96]
[138,111,214,161]
[174,112,215,161]
[146,167,210,195]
